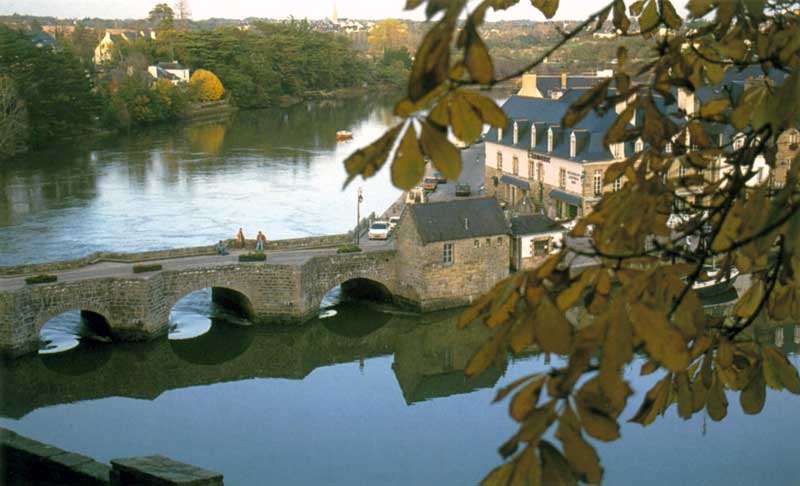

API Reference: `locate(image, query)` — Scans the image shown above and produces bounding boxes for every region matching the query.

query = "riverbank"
[276,84,403,108]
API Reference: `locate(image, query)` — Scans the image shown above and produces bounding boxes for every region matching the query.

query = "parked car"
[405,186,427,205]
[368,221,390,240]
[433,171,447,183]
[455,183,471,197]
[388,216,400,231]
[422,177,438,191]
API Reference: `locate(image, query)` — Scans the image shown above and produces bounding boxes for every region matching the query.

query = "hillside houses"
[93,29,157,65]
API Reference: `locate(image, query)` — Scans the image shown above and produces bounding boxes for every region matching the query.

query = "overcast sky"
[0,0,689,21]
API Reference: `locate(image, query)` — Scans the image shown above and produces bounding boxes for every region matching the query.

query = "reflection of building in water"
[0,310,533,419]
[776,328,785,348]
[795,325,800,345]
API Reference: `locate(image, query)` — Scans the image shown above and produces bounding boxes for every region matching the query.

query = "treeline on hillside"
[0,20,410,158]
[168,21,409,109]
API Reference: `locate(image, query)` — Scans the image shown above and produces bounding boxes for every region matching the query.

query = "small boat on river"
[336,130,353,142]
[693,265,739,301]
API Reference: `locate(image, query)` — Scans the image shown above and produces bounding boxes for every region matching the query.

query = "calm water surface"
[1,95,800,485]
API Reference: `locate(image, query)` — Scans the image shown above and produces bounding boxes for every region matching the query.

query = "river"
[1,95,799,485]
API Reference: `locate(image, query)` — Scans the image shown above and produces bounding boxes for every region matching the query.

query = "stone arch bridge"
[0,248,409,358]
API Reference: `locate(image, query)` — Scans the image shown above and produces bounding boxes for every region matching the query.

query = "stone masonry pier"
[0,242,403,358]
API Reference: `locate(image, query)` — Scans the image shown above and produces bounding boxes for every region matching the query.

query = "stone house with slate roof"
[510,214,566,270]
[395,198,510,311]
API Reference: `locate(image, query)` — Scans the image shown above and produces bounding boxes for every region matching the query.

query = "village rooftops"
[510,214,565,236]
[408,197,509,244]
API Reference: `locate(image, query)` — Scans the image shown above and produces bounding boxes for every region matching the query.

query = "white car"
[368,221,390,240]
[388,216,400,231]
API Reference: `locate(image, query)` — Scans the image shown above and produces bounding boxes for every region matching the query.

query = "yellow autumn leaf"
[461,90,508,128]
[510,445,543,486]
[629,303,690,372]
[465,31,494,84]
[343,125,401,187]
[449,93,484,144]
[576,404,620,441]
[539,441,577,486]
[420,121,462,180]
[531,0,559,19]
[391,125,426,190]
[740,363,766,414]
[509,376,546,421]
[535,297,574,354]
[707,371,728,421]
[733,280,765,318]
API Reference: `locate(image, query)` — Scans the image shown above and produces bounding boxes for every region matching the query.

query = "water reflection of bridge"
[0,309,512,419]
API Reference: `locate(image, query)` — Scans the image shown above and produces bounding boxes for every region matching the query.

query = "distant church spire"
[332,2,339,23]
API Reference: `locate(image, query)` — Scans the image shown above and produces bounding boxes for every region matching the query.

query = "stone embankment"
[0,427,223,485]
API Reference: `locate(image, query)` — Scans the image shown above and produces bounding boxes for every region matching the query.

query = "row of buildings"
[391,67,798,310]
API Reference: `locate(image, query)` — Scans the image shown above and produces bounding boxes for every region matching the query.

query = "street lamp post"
[357,187,363,246]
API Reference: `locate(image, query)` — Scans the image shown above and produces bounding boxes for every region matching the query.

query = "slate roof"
[550,189,583,207]
[159,62,187,70]
[510,215,565,236]
[501,175,531,191]
[409,198,509,244]
[485,93,635,163]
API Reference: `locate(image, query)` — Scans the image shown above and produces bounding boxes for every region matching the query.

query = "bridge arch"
[37,305,113,337]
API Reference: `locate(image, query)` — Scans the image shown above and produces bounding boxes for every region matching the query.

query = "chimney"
[518,73,542,98]
[561,72,568,89]
[464,217,470,230]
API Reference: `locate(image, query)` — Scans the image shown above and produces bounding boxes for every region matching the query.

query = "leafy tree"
[0,76,27,158]
[148,3,175,31]
[344,0,800,483]
[0,25,98,149]
[368,18,411,55]
[190,68,224,101]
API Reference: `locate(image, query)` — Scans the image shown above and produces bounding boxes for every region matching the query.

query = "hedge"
[337,245,363,254]
[239,252,267,262]
[25,274,58,285]
[133,263,163,274]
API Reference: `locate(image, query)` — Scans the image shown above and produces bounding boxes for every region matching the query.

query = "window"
[679,164,687,178]
[513,156,519,175]
[537,163,544,182]
[533,239,550,257]
[497,151,503,171]
[528,160,535,180]
[443,243,453,264]
[612,144,624,159]
[635,139,644,153]
[547,129,554,152]
[613,177,622,192]
[559,168,566,189]
[570,133,577,158]
[593,169,602,196]
[665,142,672,154]
[485,238,491,247]
[556,200,563,218]
[497,237,504,245]
[733,136,744,151]
[789,132,799,145]
[568,204,579,219]
[474,240,480,248]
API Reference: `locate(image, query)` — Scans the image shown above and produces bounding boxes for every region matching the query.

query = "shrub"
[25,274,57,285]
[337,245,363,254]
[133,263,163,274]
[190,69,225,101]
[239,252,267,262]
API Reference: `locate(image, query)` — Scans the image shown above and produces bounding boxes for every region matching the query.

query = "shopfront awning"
[501,175,531,191]
[549,189,582,207]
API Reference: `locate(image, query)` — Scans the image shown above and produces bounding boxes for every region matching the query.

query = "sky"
[0,0,690,21]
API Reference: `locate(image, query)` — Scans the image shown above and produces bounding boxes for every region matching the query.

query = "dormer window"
[570,132,577,158]
[498,127,503,141]
[611,143,624,159]
[547,128,554,153]
[531,125,537,149]
[665,142,672,154]
[789,131,799,145]
[733,136,744,151]
[513,122,519,145]
[635,138,644,153]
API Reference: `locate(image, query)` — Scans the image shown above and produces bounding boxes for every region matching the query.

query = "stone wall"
[396,211,510,312]
[0,427,224,485]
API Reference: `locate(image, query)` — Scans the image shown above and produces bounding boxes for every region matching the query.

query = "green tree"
[0,76,27,158]
[148,3,175,31]
[0,25,98,149]
[344,1,800,483]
